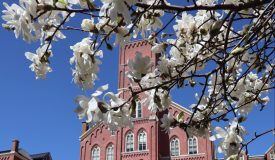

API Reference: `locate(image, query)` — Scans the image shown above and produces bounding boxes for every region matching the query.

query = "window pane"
[138,132,146,151]
[126,133,134,152]
[92,147,100,160]
[137,101,142,118]
[188,137,197,154]
[170,138,179,156]
[106,145,114,160]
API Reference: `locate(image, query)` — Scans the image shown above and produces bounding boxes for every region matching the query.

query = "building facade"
[79,41,215,160]
[0,140,52,160]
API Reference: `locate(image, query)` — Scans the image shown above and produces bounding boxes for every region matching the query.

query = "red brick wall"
[79,40,214,160]
[265,144,274,160]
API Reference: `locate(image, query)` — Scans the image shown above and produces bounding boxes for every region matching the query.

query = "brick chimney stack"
[11,139,19,152]
[81,122,88,135]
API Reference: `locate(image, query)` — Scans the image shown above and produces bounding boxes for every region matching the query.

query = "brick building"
[0,140,52,160]
[79,40,215,160]
[218,144,275,160]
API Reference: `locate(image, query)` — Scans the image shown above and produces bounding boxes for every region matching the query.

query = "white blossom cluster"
[74,84,133,131]
[25,44,53,79]
[2,0,274,158]
[70,38,103,89]
[210,119,247,158]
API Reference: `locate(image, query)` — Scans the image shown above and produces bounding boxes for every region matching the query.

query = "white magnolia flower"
[68,0,92,8]
[114,26,130,46]
[70,38,103,89]
[173,12,196,37]
[127,52,151,80]
[100,0,137,24]
[74,84,109,123]
[74,95,90,119]
[102,91,132,130]
[134,9,163,38]
[151,43,167,54]
[160,113,175,133]
[210,119,246,158]
[236,92,255,115]
[104,92,125,108]
[261,96,270,105]
[74,96,103,123]
[2,2,39,42]
[81,18,94,32]
[156,57,172,76]
[25,44,52,79]
[145,88,171,113]
[104,106,132,131]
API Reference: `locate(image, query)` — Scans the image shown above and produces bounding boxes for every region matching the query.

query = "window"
[136,101,142,118]
[271,150,275,160]
[239,155,244,160]
[170,138,180,156]
[188,137,198,155]
[91,146,100,160]
[110,130,115,136]
[106,144,114,160]
[125,132,134,152]
[131,101,142,118]
[138,131,147,151]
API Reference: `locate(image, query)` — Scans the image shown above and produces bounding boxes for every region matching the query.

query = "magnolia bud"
[210,20,223,38]
[231,47,245,55]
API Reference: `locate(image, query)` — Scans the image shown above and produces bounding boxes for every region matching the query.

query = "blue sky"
[0,1,274,160]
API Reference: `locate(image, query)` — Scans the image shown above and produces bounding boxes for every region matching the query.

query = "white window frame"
[170,137,180,156]
[91,146,100,160]
[138,131,147,151]
[136,101,142,118]
[106,144,114,160]
[271,150,275,160]
[239,155,244,160]
[125,132,134,152]
[188,136,198,155]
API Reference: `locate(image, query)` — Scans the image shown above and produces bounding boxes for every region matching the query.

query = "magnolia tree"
[2,0,274,159]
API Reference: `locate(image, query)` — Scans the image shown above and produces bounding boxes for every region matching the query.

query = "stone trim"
[121,150,149,158]
[171,101,192,115]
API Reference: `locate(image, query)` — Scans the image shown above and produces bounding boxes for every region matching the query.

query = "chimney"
[11,139,19,152]
[81,122,88,134]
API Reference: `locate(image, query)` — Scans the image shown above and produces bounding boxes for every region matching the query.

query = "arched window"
[138,131,147,151]
[106,144,114,160]
[125,132,134,152]
[91,146,100,160]
[136,101,142,118]
[170,138,180,156]
[188,137,198,154]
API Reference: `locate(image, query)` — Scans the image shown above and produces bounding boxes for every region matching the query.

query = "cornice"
[169,153,206,160]
[171,101,192,115]
[79,122,103,141]
[121,150,149,158]
[123,40,149,49]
